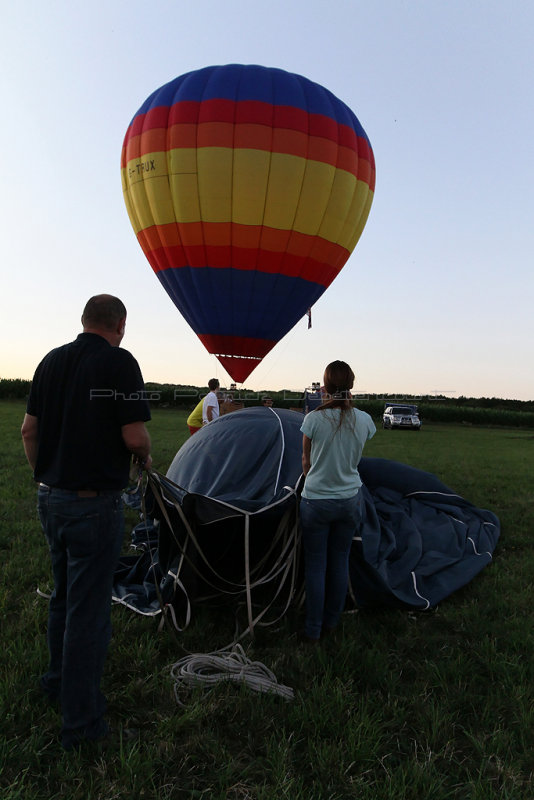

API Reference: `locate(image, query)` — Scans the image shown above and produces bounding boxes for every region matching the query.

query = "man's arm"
[21,413,39,471]
[121,421,152,470]
[206,401,216,422]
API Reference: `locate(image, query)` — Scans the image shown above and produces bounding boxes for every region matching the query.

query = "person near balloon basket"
[202,378,220,424]
[299,361,376,642]
[21,295,152,750]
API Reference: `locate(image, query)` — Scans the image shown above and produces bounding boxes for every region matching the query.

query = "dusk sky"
[2,0,532,400]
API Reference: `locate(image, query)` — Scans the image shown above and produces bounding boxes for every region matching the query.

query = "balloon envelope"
[121,64,375,382]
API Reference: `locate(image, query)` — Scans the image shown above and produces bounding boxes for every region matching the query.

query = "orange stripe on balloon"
[197,121,234,149]
[233,123,273,151]
[123,129,167,165]
[137,224,181,252]
[306,137,338,166]
[122,136,374,187]
[352,157,372,186]
[122,146,374,194]
[168,123,197,149]
[123,99,369,161]
[137,222,349,261]
[258,226,290,253]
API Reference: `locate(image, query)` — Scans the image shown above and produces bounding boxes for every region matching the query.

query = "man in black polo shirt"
[21,294,152,750]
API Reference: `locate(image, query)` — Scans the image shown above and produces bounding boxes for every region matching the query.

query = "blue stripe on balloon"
[156,266,325,341]
[134,65,367,139]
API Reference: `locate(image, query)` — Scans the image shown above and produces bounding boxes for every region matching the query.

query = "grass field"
[1,401,533,799]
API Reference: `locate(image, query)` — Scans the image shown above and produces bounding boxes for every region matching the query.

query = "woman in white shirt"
[300,361,376,642]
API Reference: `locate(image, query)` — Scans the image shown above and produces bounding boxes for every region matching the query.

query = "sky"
[1,0,533,400]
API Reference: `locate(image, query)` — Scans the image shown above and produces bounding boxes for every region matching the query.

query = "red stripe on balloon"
[142,244,344,288]
[215,355,264,384]
[169,100,337,138]
[136,223,350,287]
[198,333,276,359]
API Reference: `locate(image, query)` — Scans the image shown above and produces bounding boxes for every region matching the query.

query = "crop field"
[1,400,533,799]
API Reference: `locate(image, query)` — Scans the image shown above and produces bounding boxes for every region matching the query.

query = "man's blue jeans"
[299,492,362,639]
[38,487,124,749]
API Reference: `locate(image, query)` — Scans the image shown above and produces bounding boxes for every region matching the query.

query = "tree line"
[2,378,533,426]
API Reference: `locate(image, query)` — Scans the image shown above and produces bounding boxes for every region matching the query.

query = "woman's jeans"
[38,486,124,749]
[300,492,362,639]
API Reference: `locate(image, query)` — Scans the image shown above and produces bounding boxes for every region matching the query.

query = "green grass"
[1,401,534,799]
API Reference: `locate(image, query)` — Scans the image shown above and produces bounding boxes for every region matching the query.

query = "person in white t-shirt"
[202,378,220,425]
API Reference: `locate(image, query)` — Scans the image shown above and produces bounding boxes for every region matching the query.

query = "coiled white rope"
[170,644,294,705]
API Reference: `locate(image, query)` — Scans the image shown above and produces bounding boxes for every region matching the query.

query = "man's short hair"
[208,378,220,391]
[82,295,127,331]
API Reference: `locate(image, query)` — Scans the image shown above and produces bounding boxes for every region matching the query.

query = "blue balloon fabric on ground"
[113,407,499,617]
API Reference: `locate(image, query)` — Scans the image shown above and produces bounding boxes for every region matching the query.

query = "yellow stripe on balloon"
[345,188,374,252]
[122,152,168,185]
[197,148,233,222]
[121,179,143,235]
[122,147,373,250]
[169,173,202,223]
[122,151,174,229]
[167,147,197,175]
[262,153,307,231]
[292,160,336,236]
[316,170,357,243]
[124,181,153,230]
[232,149,271,225]
[128,176,174,229]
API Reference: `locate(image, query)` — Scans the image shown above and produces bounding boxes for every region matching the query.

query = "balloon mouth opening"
[215,354,263,383]
[214,354,260,361]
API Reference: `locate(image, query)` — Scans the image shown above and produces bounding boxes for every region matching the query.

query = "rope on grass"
[169,644,294,705]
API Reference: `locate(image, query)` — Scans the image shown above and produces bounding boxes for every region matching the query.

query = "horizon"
[1,375,530,405]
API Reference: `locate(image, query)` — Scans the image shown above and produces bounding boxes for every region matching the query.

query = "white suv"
[383,404,421,430]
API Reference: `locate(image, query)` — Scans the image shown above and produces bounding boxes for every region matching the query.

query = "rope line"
[169,644,294,705]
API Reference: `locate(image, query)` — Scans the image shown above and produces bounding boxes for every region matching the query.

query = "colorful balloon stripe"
[146,245,344,288]
[135,223,348,287]
[122,100,374,179]
[122,148,370,248]
[136,221,348,261]
[123,133,372,185]
[125,100,358,141]
[134,65,368,128]
[156,266,325,342]
[198,334,275,359]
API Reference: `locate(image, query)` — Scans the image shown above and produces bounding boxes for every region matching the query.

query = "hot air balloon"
[121,64,375,383]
